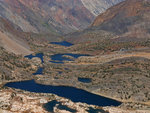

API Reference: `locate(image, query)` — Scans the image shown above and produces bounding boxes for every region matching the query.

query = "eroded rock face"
[81,0,124,16]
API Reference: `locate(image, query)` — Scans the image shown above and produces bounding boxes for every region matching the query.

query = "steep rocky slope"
[0,0,94,34]
[81,0,124,16]
[67,0,150,48]
[0,0,124,34]
[0,17,33,55]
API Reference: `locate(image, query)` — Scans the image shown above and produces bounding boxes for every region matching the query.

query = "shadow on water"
[5,80,121,107]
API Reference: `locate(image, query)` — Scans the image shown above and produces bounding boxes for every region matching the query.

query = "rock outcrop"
[81,0,124,16]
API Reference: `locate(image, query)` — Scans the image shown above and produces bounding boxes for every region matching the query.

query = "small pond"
[50,53,89,64]
[78,78,92,83]
[50,41,73,47]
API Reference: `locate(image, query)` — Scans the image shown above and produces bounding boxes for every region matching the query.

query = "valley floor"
[1,41,150,113]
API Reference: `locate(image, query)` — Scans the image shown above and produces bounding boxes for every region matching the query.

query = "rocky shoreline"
[0,87,149,113]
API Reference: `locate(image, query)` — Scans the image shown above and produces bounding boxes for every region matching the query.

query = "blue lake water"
[50,53,89,64]
[5,80,121,107]
[87,107,108,113]
[44,100,77,113]
[25,53,44,63]
[58,71,62,74]
[43,100,59,112]
[78,78,92,83]
[50,41,73,47]
[50,61,65,64]
[57,104,77,112]
[33,67,43,75]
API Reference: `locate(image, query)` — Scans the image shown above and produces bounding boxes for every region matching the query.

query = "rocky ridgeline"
[81,0,124,16]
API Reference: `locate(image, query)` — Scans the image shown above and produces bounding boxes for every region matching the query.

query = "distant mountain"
[0,0,93,34]
[66,0,150,53]
[81,0,124,16]
[0,0,124,34]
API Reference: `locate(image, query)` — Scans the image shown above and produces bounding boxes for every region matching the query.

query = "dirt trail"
[0,31,33,56]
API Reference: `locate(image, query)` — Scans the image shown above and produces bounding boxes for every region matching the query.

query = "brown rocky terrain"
[0,31,32,55]
[0,0,124,34]
[0,0,94,34]
[0,47,34,84]
[81,0,124,16]
[0,17,33,55]
[92,0,150,26]
[66,0,150,46]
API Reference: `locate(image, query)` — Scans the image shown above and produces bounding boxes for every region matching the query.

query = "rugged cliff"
[81,0,124,16]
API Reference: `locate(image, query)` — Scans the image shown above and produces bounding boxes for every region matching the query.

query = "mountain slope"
[81,0,124,16]
[0,31,32,55]
[66,0,150,54]
[0,0,94,34]
[0,17,33,55]
[92,0,150,34]
[0,0,124,34]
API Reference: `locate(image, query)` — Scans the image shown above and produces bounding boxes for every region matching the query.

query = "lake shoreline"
[4,79,122,107]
